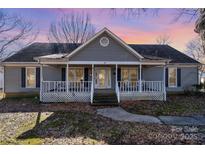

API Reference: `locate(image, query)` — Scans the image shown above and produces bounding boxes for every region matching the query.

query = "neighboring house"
[200,71,205,84]
[0,67,3,91]
[0,28,200,104]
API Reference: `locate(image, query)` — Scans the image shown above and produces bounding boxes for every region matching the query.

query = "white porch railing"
[41,81,92,102]
[118,81,164,93]
[40,80,166,102]
[115,80,120,103]
[118,81,165,101]
[118,81,140,92]
[141,81,165,92]
[90,80,94,103]
[42,81,92,93]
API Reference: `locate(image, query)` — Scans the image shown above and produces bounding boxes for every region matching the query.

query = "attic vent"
[100,37,109,47]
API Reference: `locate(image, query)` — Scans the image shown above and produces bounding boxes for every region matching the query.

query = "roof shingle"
[3,43,200,64]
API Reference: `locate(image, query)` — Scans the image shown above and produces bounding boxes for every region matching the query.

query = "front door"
[95,67,111,89]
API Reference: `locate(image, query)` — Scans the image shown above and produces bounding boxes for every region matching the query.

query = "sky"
[3,8,198,51]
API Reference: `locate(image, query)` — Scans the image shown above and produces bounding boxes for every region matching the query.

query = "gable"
[69,31,140,62]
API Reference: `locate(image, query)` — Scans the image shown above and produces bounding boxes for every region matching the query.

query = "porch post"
[163,65,166,101]
[92,64,94,86]
[115,64,118,86]
[2,66,4,94]
[40,64,43,102]
[91,64,94,103]
[66,63,69,93]
[139,64,142,92]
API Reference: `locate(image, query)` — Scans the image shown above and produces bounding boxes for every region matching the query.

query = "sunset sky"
[4,8,198,51]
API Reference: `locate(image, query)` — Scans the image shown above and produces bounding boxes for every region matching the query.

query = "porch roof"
[34,53,170,65]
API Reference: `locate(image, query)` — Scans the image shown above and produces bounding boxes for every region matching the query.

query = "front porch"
[39,63,166,103]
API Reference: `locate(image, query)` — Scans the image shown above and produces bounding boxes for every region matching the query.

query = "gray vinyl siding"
[142,66,163,81]
[4,66,62,93]
[42,65,61,81]
[4,66,39,93]
[69,32,140,62]
[4,65,198,93]
[141,66,198,92]
[166,66,198,92]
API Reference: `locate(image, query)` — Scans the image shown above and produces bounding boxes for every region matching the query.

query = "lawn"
[121,94,205,116]
[0,97,205,144]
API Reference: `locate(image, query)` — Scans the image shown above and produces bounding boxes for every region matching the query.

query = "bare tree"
[109,8,159,19]
[156,34,172,45]
[173,8,199,23]
[194,9,205,51]
[48,12,95,52]
[0,10,38,60]
[185,37,205,78]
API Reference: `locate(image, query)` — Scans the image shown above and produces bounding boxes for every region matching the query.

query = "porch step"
[92,90,118,106]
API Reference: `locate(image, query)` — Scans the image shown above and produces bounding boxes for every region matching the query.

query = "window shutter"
[21,67,26,88]
[117,68,121,81]
[36,67,40,88]
[84,68,89,81]
[62,67,66,81]
[84,68,89,87]
[165,68,168,87]
[177,68,181,87]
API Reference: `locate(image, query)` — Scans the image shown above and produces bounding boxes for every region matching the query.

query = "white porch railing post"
[163,65,166,101]
[115,64,120,103]
[66,63,69,93]
[40,64,43,102]
[91,64,94,103]
[139,64,142,92]
[2,66,4,94]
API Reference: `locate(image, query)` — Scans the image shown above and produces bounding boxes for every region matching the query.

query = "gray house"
[1,28,200,105]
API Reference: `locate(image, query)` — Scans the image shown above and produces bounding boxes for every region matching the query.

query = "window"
[168,68,177,87]
[100,37,109,47]
[26,67,36,88]
[121,67,138,81]
[68,68,84,81]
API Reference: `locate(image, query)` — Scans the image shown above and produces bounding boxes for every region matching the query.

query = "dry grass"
[121,94,205,116]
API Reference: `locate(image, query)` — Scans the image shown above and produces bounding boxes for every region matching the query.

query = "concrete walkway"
[97,107,205,126]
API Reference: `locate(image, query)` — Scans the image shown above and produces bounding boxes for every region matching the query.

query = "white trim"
[40,65,43,102]
[163,65,166,101]
[66,27,144,60]
[66,61,165,65]
[2,62,40,67]
[66,64,69,93]
[25,67,36,88]
[3,61,167,66]
[37,61,166,65]
[167,64,200,67]
[2,62,38,64]
[115,64,118,83]
[139,64,142,92]
[91,64,94,104]
[168,67,177,88]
